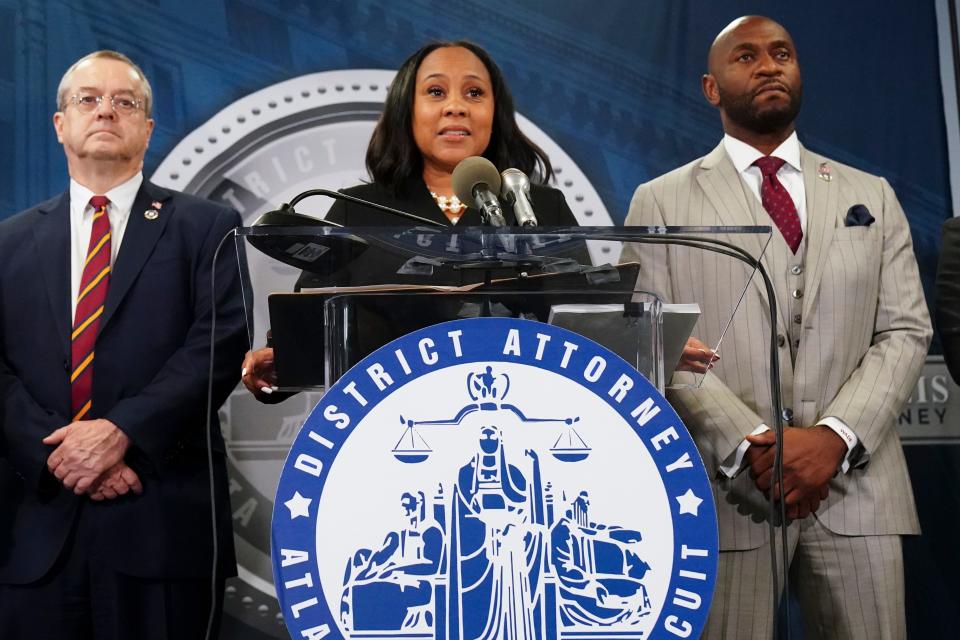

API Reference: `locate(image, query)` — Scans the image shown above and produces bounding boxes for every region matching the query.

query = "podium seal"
[273,317,717,639]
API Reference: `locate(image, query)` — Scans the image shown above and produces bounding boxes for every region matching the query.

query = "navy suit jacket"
[0,180,248,584]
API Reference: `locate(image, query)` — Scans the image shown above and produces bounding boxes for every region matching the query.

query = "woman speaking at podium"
[242,40,579,399]
[323,40,576,228]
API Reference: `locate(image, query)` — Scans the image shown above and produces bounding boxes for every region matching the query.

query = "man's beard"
[719,83,802,135]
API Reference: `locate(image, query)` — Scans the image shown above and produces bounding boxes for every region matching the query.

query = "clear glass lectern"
[219,223,772,631]
[235,224,772,392]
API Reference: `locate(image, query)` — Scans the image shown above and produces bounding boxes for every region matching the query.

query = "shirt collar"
[69,172,144,215]
[723,131,801,174]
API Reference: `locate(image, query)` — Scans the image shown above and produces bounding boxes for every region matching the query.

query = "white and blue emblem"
[272,317,717,639]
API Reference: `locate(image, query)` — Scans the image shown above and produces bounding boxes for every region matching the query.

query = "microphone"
[452,157,507,227]
[499,168,538,227]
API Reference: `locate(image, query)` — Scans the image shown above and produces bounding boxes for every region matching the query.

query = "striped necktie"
[71,195,112,421]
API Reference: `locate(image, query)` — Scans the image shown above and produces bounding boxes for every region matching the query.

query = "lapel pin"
[151,200,163,209]
[817,162,833,182]
[144,209,159,220]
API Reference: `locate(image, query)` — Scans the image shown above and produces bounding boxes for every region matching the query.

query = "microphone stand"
[283,188,446,227]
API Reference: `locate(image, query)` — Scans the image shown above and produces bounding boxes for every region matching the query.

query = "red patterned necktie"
[753,156,803,253]
[71,195,112,421]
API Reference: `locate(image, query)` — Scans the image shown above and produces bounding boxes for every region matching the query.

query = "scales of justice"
[391,366,590,465]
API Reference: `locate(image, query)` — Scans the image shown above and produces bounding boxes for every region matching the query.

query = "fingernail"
[261,386,273,395]
[242,367,248,376]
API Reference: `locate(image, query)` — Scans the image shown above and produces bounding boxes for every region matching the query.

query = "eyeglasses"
[67,94,145,116]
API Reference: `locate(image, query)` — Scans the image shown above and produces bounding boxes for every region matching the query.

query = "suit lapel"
[101,182,173,330]
[32,192,72,351]
[697,143,768,257]
[696,143,775,319]
[401,178,455,226]
[800,146,839,320]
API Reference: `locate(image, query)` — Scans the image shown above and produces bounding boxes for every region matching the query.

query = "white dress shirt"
[69,173,142,320]
[716,134,861,476]
[722,131,807,232]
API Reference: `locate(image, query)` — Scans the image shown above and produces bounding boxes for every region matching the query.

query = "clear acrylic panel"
[220,221,772,614]
[235,224,772,393]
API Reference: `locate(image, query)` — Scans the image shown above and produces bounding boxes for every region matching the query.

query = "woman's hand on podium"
[241,348,280,402]
[677,337,718,373]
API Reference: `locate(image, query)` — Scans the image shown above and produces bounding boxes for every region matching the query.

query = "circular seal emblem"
[151,70,621,635]
[273,317,717,639]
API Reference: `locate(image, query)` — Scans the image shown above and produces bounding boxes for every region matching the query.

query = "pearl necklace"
[430,191,466,216]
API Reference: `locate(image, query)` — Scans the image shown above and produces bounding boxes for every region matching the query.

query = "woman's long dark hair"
[366,40,555,192]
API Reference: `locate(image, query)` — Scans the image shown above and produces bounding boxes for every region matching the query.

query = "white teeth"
[442,130,468,136]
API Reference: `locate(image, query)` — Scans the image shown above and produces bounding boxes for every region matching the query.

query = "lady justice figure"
[447,426,547,639]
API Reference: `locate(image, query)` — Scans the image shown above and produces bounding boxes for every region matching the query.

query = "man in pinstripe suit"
[623,16,931,639]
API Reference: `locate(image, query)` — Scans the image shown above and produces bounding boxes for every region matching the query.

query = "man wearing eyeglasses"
[0,51,247,639]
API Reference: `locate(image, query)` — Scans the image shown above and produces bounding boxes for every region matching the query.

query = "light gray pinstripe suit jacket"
[623,141,931,551]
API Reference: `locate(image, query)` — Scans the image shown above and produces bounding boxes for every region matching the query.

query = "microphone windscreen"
[452,156,502,203]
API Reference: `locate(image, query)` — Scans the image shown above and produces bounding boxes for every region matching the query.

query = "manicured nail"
[260,386,273,395]
[242,367,248,376]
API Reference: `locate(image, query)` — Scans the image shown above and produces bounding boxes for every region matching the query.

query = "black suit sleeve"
[0,355,66,488]
[540,185,578,226]
[324,198,347,225]
[0,214,68,488]
[936,218,960,383]
[529,184,591,266]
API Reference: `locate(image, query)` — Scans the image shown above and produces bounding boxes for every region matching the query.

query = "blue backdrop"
[2,1,954,638]
[1,1,948,282]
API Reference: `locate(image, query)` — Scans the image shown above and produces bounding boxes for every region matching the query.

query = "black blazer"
[326,177,579,227]
[937,217,960,383]
[0,181,247,583]
[296,177,584,289]
[281,177,591,372]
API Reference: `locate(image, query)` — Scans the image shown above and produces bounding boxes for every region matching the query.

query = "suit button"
[777,334,786,347]
[782,408,794,422]
[793,314,802,324]
[791,289,803,299]
[791,265,803,275]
